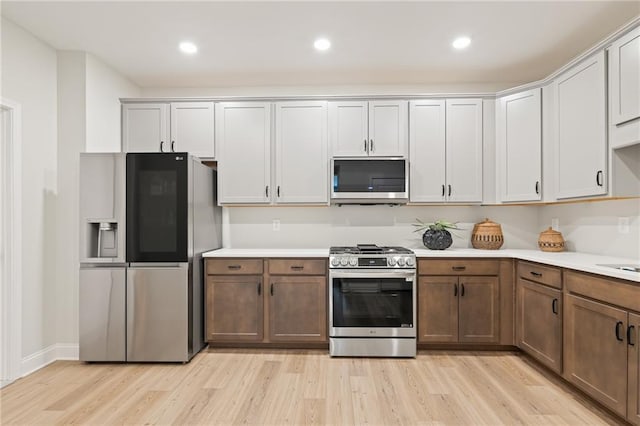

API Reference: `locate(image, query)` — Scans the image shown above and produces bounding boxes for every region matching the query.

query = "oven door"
[329,269,416,338]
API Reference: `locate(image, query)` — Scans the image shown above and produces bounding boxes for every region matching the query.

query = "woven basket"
[538,227,565,252]
[471,218,504,250]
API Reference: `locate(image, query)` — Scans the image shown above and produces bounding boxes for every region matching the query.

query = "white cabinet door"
[609,26,640,149]
[122,103,169,152]
[409,100,446,202]
[170,102,215,158]
[445,99,483,202]
[555,51,607,199]
[610,26,640,126]
[329,101,369,157]
[497,88,542,202]
[275,101,328,204]
[368,100,408,157]
[216,102,271,204]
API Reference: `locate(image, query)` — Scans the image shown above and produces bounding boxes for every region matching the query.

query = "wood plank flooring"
[0,349,622,425]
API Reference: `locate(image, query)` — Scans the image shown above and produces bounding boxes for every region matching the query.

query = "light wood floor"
[0,349,621,425]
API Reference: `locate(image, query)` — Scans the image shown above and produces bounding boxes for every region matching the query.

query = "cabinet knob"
[552,298,558,315]
[460,283,465,297]
[160,141,165,152]
[370,139,374,153]
[364,139,368,153]
[535,181,540,195]
[171,141,176,152]
[615,321,624,342]
[452,266,466,271]
[270,283,274,296]
[265,186,269,198]
[596,170,604,187]
[628,325,635,346]
[448,185,452,197]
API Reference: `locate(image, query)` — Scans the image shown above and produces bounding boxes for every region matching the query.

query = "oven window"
[332,277,413,328]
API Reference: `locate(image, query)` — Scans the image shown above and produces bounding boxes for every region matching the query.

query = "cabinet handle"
[535,181,540,195]
[448,185,452,197]
[460,283,465,297]
[277,186,280,197]
[227,265,241,270]
[552,298,558,315]
[628,325,635,346]
[257,282,261,295]
[615,321,624,341]
[441,184,445,197]
[270,283,274,296]
[171,141,175,152]
[370,139,374,153]
[530,271,542,277]
[596,170,604,187]
[291,265,304,271]
[364,139,368,153]
[265,185,269,198]
[452,266,466,271]
[160,141,165,152]
[454,283,458,297]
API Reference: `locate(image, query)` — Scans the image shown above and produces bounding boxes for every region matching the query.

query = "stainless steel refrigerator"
[79,152,221,362]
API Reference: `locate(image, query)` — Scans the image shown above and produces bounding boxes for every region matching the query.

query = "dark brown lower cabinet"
[629,313,640,425]
[418,275,499,344]
[517,278,562,373]
[269,276,327,342]
[564,293,628,417]
[206,275,264,342]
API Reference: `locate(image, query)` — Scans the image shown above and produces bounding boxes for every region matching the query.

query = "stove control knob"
[340,257,348,266]
[406,257,415,267]
[330,257,340,267]
[349,257,358,267]
[397,257,406,267]
[387,257,397,266]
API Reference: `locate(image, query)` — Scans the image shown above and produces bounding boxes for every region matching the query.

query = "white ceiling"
[2,1,639,89]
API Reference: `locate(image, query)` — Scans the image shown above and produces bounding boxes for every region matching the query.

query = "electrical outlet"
[618,217,629,234]
[551,218,559,230]
[272,219,280,231]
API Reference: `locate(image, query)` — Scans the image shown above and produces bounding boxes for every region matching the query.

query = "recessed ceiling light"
[314,38,331,51]
[452,36,471,50]
[179,41,198,55]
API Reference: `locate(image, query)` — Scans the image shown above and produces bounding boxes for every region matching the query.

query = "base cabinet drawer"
[517,278,562,373]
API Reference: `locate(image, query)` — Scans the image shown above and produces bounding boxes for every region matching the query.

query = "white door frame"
[1,98,23,388]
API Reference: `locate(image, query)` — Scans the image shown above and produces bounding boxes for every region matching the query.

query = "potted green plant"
[413,219,460,250]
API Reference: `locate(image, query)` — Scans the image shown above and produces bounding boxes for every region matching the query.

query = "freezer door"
[79,267,126,361]
[127,265,190,362]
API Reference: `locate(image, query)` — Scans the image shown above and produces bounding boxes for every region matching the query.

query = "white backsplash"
[223,199,640,260]
[223,205,540,251]
[538,198,640,259]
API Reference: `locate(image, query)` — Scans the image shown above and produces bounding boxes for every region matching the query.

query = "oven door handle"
[330,270,416,280]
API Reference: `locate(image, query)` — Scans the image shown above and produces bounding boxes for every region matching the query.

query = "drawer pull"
[628,325,636,346]
[290,265,304,271]
[452,266,466,271]
[551,298,558,315]
[227,265,241,270]
[616,321,624,342]
[530,271,542,277]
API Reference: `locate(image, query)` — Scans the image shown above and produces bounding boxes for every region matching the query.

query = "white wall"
[1,18,58,359]
[539,198,640,259]
[85,53,140,152]
[224,205,540,251]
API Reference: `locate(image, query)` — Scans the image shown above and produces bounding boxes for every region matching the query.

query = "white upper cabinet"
[409,100,446,202]
[409,99,483,203]
[445,99,483,203]
[122,102,215,157]
[170,102,215,158]
[329,100,407,157]
[122,103,169,153]
[216,102,271,204]
[497,88,542,202]
[274,101,328,204]
[608,26,640,149]
[555,51,607,199]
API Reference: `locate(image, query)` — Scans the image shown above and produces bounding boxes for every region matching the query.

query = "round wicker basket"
[471,218,504,250]
[538,227,565,252]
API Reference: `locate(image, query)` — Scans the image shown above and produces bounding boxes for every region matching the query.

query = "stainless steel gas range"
[329,244,417,357]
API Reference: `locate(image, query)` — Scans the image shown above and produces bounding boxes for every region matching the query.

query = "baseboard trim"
[20,343,80,378]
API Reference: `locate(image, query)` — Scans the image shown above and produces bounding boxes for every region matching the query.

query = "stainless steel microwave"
[331,158,408,204]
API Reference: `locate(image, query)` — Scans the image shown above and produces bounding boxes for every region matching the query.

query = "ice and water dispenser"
[85,221,119,258]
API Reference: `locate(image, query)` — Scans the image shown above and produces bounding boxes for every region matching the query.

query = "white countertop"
[202,247,640,283]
